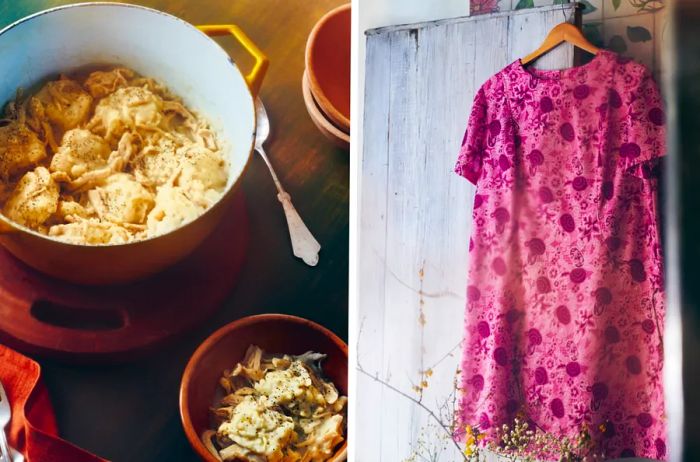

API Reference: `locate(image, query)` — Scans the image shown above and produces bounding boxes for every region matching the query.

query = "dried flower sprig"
[463,424,485,461]
[462,416,606,462]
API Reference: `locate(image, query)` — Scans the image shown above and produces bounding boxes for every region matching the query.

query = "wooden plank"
[365,3,575,36]
[509,8,575,71]
[357,31,392,459]
[379,27,420,458]
[358,5,576,461]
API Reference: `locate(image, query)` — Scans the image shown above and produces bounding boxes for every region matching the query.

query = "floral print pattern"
[470,0,500,15]
[454,51,666,460]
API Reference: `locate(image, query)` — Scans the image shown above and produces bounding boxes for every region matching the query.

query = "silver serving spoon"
[254,98,321,266]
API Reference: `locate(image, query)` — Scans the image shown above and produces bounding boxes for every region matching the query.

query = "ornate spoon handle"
[277,192,321,266]
[256,146,321,266]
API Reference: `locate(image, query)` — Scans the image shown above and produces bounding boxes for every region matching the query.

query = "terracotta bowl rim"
[305,3,351,132]
[179,313,348,461]
[302,69,350,149]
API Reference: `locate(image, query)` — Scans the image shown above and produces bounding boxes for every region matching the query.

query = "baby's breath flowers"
[463,416,605,462]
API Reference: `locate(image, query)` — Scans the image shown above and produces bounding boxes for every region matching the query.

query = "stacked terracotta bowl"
[304,3,350,150]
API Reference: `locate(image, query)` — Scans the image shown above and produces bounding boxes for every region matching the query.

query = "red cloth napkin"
[0,345,107,462]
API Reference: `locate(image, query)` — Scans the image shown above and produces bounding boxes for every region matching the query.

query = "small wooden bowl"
[302,69,350,150]
[305,3,351,133]
[180,314,348,461]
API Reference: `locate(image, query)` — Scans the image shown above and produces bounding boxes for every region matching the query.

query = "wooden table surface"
[0,0,348,460]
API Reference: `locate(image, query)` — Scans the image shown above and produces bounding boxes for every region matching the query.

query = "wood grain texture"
[358,5,575,461]
[0,0,348,461]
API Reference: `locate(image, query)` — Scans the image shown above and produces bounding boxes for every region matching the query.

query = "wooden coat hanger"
[521,21,600,66]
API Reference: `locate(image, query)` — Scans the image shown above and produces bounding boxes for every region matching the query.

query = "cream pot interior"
[0,2,254,206]
[0,3,257,284]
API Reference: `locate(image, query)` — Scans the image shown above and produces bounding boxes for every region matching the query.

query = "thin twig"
[426,341,463,372]
[357,364,468,461]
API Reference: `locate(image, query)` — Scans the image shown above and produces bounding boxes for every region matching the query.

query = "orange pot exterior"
[0,183,238,285]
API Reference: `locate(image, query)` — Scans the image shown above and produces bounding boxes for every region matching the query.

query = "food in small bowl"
[202,345,347,461]
[180,314,348,462]
[0,67,228,245]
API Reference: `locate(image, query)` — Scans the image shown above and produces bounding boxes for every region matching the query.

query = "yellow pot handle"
[197,24,269,97]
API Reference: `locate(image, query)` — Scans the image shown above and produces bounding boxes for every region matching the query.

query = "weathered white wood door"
[357,5,576,461]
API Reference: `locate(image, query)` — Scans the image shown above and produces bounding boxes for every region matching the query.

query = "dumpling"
[88,173,154,224]
[88,87,163,142]
[131,137,181,186]
[146,185,202,236]
[217,396,295,461]
[31,79,93,131]
[177,145,228,193]
[83,67,135,99]
[3,167,59,227]
[50,129,111,179]
[108,131,141,173]
[0,122,47,179]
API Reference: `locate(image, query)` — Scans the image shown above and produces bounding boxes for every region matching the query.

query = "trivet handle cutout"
[31,300,128,331]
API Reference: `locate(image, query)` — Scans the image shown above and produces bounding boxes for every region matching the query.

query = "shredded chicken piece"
[3,167,59,227]
[163,100,196,120]
[294,415,344,462]
[195,127,219,151]
[83,67,135,99]
[202,431,224,462]
[65,167,113,193]
[108,131,141,172]
[55,200,92,223]
[48,220,131,245]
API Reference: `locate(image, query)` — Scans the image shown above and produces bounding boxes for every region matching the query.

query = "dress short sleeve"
[455,87,489,184]
[622,69,666,178]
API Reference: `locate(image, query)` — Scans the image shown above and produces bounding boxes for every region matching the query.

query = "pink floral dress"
[454,50,666,460]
